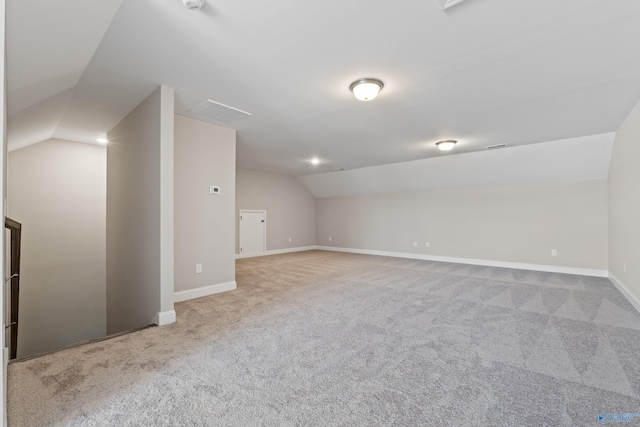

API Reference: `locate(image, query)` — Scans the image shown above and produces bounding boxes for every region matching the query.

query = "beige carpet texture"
[8,250,640,426]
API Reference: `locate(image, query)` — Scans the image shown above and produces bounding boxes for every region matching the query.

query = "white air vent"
[188,100,251,125]
[439,0,469,10]
[485,143,509,150]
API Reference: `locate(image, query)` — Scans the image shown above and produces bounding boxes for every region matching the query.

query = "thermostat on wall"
[210,186,220,195]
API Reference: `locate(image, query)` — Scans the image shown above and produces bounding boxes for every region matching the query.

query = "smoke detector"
[183,0,205,10]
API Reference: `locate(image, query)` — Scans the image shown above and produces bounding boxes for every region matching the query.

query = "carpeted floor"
[7,250,640,426]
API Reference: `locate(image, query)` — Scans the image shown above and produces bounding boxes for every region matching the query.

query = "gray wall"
[106,86,174,334]
[174,115,236,293]
[316,180,608,270]
[609,97,640,296]
[236,168,316,254]
[8,139,106,357]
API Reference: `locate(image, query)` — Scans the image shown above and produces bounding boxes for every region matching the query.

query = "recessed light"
[436,140,457,151]
[96,138,108,144]
[310,157,320,165]
[349,78,384,101]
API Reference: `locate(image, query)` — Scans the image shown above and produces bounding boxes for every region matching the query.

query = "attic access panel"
[188,99,251,126]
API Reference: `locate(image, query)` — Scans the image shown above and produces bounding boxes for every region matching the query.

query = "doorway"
[239,210,266,257]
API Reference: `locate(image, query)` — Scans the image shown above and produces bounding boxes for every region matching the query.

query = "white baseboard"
[609,273,640,314]
[174,281,237,303]
[315,246,608,278]
[236,246,317,259]
[154,310,176,326]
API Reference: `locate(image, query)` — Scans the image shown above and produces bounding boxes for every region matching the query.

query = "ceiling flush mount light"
[310,157,320,166]
[436,140,457,151]
[96,138,108,144]
[349,78,384,101]
[182,0,205,10]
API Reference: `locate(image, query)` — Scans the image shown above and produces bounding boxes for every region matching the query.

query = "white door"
[239,210,266,256]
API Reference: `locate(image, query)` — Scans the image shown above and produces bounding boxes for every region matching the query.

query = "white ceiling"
[6,0,640,176]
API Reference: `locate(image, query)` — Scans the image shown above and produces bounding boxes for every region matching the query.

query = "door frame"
[239,209,267,256]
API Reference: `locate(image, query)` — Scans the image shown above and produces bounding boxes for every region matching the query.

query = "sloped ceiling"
[6,0,124,150]
[299,133,615,197]
[6,0,640,177]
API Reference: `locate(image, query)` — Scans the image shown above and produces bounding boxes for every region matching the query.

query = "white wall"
[7,139,106,357]
[236,168,316,254]
[106,86,174,334]
[174,115,236,299]
[1,1,8,420]
[609,97,640,302]
[316,180,608,272]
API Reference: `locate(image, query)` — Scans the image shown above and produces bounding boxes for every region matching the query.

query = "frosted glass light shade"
[349,78,384,101]
[436,140,457,151]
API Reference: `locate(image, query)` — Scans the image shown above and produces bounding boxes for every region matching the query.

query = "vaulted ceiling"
[7,0,640,176]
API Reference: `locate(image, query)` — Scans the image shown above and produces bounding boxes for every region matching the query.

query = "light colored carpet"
[8,250,640,426]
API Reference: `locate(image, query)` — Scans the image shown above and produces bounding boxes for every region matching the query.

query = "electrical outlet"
[624,263,627,273]
[195,264,203,274]
[328,236,332,242]
[288,237,292,242]
[551,249,557,257]
[425,242,430,248]
[413,241,418,247]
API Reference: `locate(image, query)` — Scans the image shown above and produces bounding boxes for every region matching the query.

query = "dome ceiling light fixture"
[436,140,457,151]
[182,0,205,10]
[349,78,384,101]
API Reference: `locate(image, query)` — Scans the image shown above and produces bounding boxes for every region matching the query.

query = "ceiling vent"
[188,100,252,125]
[438,0,469,10]
[485,143,509,150]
